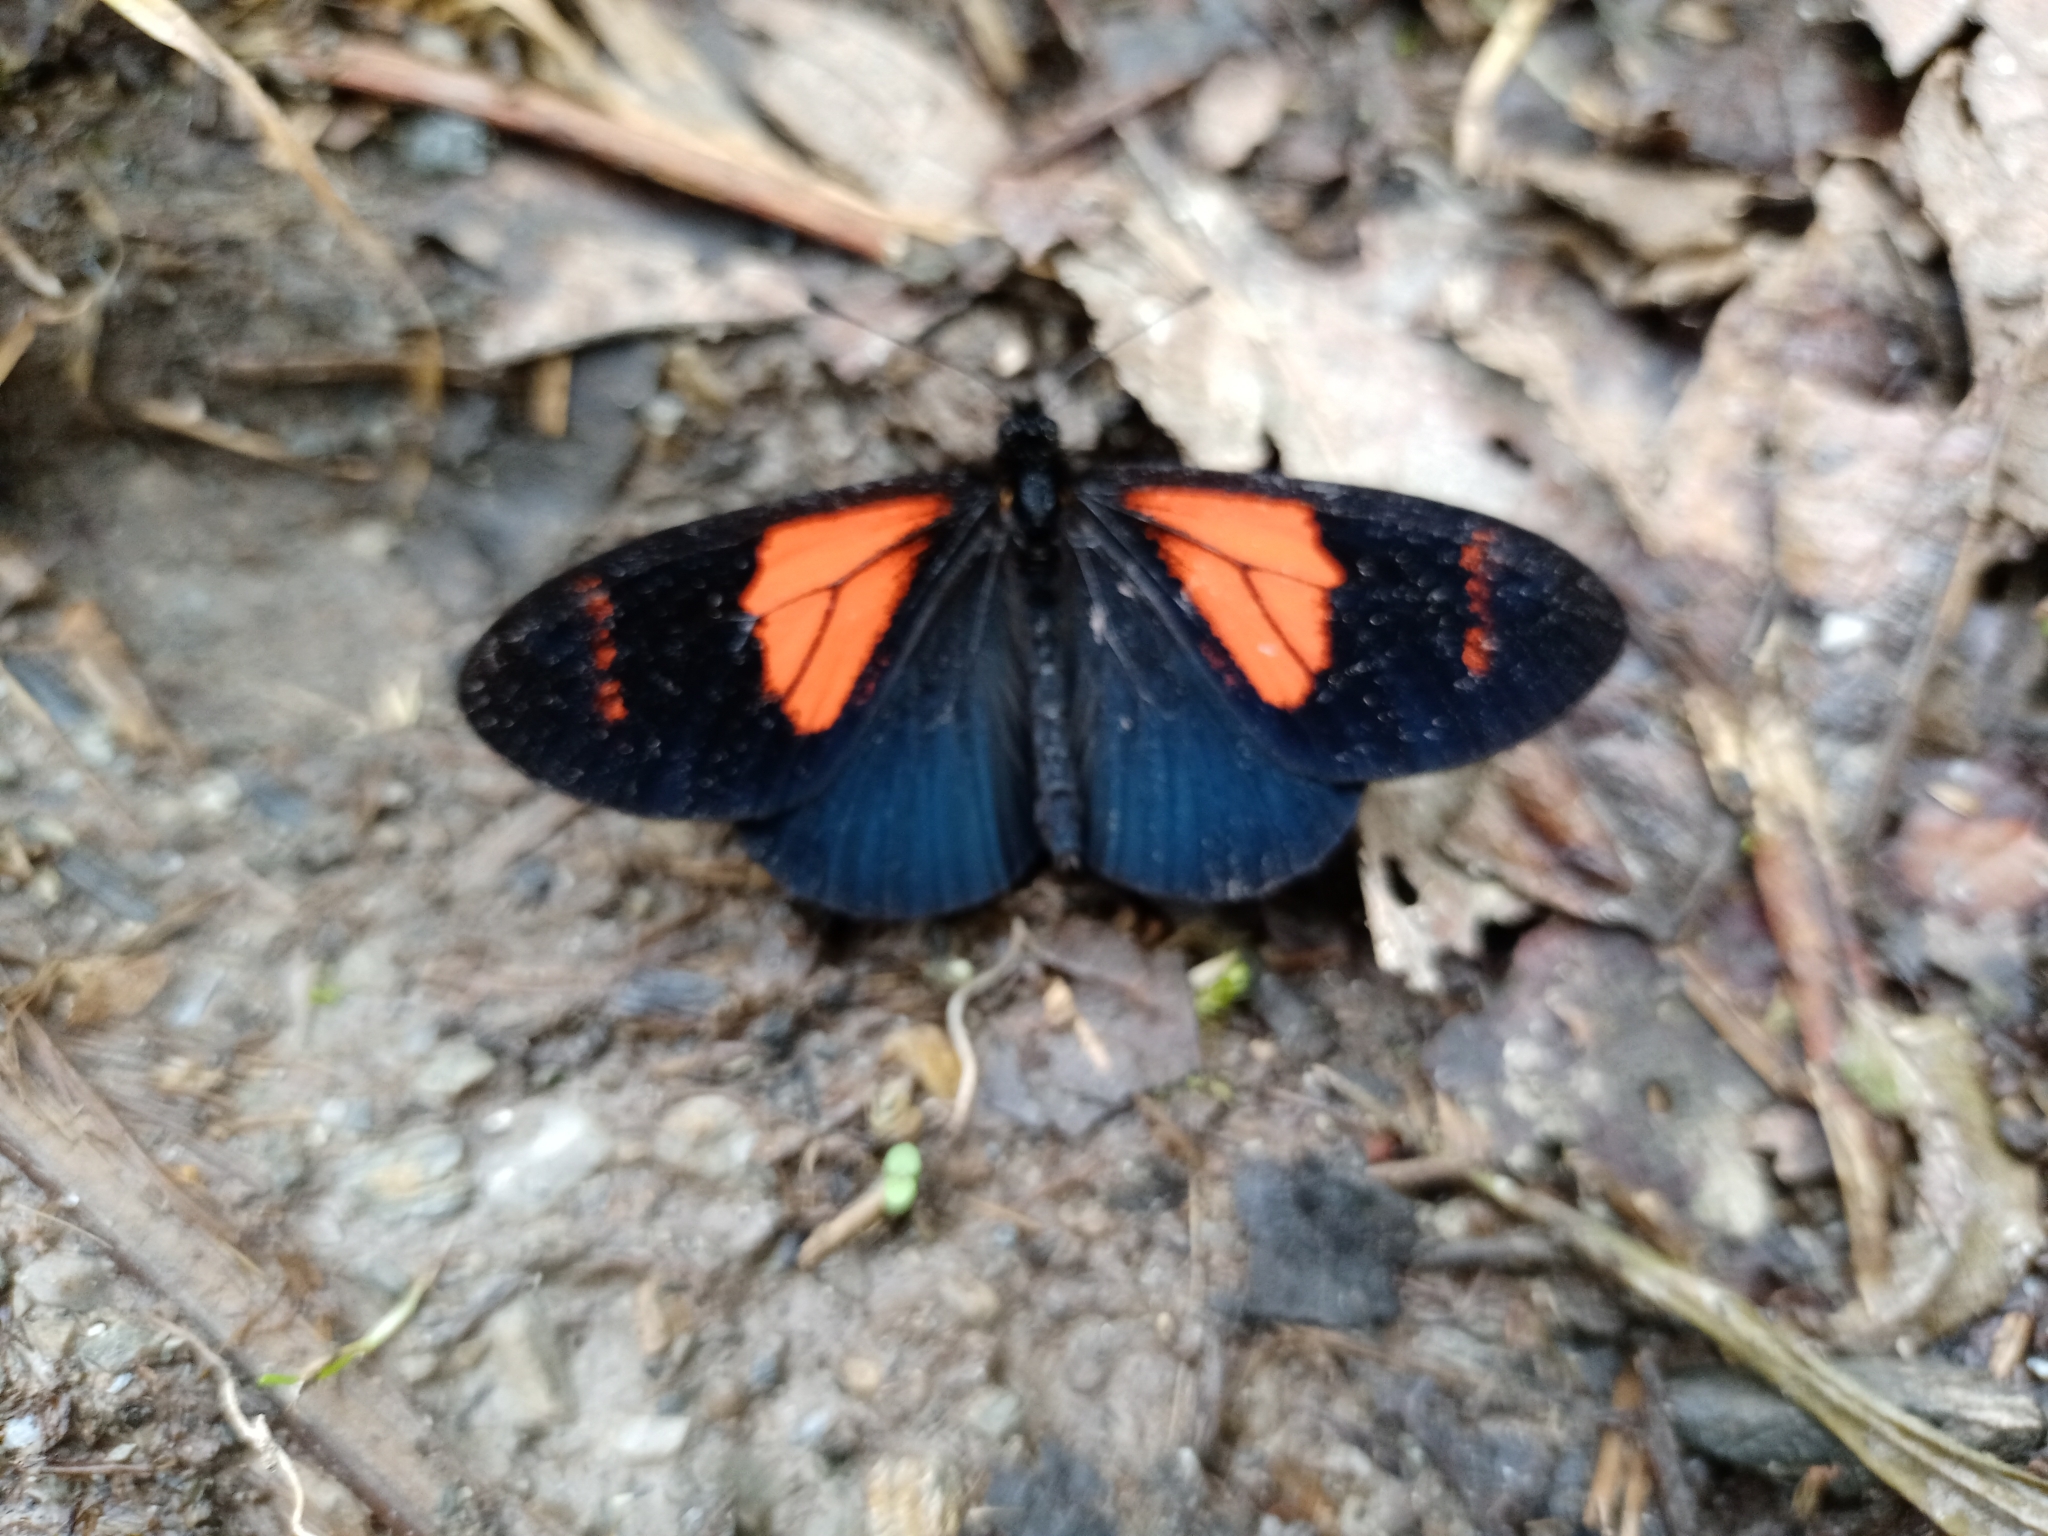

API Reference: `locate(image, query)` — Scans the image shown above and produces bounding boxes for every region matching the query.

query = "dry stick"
[795,1180,891,1270]
[1632,1348,1701,1536]
[1471,1167,2048,1536]
[1669,945,1806,1103]
[0,1005,565,1536]
[300,39,966,267]
[1744,693,1895,1300]
[1452,0,1560,181]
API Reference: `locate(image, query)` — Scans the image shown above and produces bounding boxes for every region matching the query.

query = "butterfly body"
[460,402,1626,919]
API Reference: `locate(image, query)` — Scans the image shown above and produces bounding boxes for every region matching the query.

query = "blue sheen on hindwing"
[738,555,1037,918]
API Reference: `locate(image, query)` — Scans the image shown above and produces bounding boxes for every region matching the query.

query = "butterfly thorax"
[996,401,1067,550]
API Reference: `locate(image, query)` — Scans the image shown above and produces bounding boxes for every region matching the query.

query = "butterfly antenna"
[1056,285,1213,387]
[804,293,1010,408]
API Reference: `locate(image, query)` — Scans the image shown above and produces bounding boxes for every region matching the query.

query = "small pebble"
[397,110,493,177]
[839,1354,885,1399]
[941,1276,1002,1328]
[695,1378,747,1422]
[482,1297,572,1430]
[746,1340,786,1395]
[403,21,470,65]
[613,1414,690,1463]
[793,1404,862,1461]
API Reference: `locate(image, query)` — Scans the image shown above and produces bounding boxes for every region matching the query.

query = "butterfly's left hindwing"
[1081,471,1625,785]
[739,540,1039,918]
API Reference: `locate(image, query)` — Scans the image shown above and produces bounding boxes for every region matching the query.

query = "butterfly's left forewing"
[1081,470,1626,785]
[459,476,997,823]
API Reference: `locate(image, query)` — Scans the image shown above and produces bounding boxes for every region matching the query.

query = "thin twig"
[945,920,1029,1134]
[299,39,973,264]
[162,1323,322,1536]
[1453,0,1559,181]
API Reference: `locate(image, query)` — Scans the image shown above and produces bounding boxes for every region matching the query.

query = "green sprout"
[1187,950,1252,1020]
[257,1264,435,1389]
[880,1142,923,1217]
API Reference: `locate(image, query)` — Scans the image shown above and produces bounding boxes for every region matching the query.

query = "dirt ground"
[4,1,2048,1534]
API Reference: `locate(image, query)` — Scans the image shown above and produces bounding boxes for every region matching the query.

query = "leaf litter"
[4,1,2048,1534]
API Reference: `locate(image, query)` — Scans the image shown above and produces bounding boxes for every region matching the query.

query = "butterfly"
[459,401,1626,919]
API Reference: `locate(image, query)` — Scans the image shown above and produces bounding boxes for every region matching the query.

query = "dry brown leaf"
[1184,52,1292,173]
[1856,0,1975,76]
[1357,770,1533,995]
[415,153,809,367]
[1903,29,2048,533]
[1439,254,1689,533]
[53,600,177,754]
[729,0,1011,219]
[1427,922,1777,1242]
[1833,1004,2045,1350]
[879,1023,962,1102]
[59,952,173,1027]
[1510,151,1754,265]
[1889,768,2048,921]
[1054,145,1608,538]
[575,0,764,136]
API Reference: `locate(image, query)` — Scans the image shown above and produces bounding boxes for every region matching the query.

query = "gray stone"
[3,1414,42,1453]
[1668,1357,2046,1482]
[482,1296,573,1430]
[76,1320,153,1374]
[479,1099,612,1214]
[962,1386,1024,1440]
[746,1338,786,1395]
[1253,972,1335,1061]
[607,968,727,1021]
[16,1253,114,1312]
[410,1038,497,1107]
[674,1196,781,1272]
[349,1127,472,1220]
[654,1095,760,1186]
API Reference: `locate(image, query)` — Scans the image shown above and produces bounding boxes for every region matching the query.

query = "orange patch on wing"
[1459,528,1496,677]
[740,494,949,735]
[571,574,629,723]
[1126,487,1344,708]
